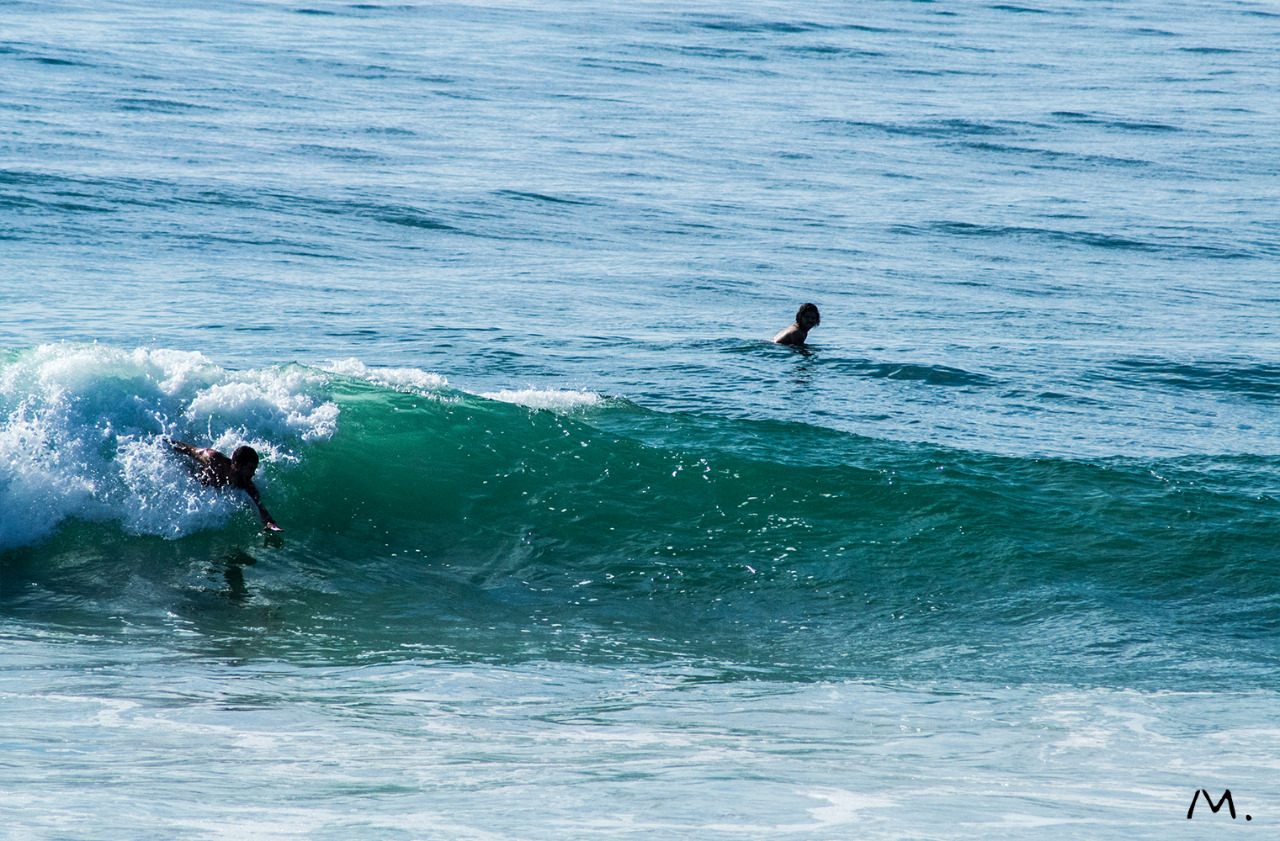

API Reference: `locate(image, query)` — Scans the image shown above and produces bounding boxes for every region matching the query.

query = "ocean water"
[3,0,1280,838]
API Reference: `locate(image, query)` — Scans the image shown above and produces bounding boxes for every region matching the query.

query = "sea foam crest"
[323,358,449,395]
[184,365,339,448]
[480,388,605,412]
[0,344,338,549]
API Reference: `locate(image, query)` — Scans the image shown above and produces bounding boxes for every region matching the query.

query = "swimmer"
[772,303,820,346]
[168,439,282,532]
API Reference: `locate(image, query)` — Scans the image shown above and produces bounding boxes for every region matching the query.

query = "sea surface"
[3,0,1280,838]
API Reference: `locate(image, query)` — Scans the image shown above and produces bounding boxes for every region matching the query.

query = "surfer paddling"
[772,302,821,346]
[167,440,282,532]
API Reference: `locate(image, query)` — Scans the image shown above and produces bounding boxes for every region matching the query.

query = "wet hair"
[796,303,820,325]
[231,445,260,470]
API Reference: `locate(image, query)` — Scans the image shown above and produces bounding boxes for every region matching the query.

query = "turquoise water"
[3,1,1280,838]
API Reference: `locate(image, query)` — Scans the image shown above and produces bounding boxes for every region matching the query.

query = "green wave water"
[5,349,1277,689]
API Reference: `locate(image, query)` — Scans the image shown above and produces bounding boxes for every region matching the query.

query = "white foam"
[322,358,448,395]
[480,388,604,412]
[0,344,339,549]
[705,788,896,833]
[0,408,102,548]
[184,366,339,445]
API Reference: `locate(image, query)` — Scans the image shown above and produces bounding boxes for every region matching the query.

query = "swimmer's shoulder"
[772,326,803,345]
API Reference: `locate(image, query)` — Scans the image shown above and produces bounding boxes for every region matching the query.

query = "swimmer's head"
[796,303,820,329]
[231,446,260,481]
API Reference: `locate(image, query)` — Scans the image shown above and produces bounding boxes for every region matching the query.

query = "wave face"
[3,345,1279,687]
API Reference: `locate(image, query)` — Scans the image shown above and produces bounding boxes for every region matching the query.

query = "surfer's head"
[796,303,820,330]
[231,445,260,482]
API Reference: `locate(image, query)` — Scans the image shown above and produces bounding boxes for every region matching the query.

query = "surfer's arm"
[167,439,221,470]
[167,438,200,459]
[241,483,282,532]
[166,439,220,484]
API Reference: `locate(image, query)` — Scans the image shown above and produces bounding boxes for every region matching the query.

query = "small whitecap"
[480,388,605,412]
[322,358,449,395]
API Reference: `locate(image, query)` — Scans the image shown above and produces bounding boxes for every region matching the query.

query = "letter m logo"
[1187,789,1237,820]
